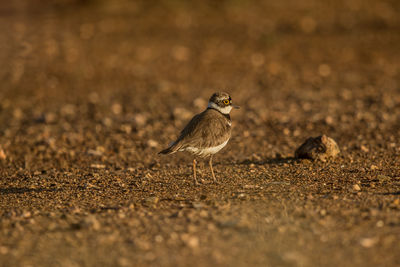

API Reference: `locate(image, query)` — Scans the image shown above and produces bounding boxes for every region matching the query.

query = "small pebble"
[360,237,378,248]
[0,246,9,255]
[353,184,361,191]
[361,145,369,152]
[0,148,6,160]
[377,175,391,182]
[192,202,204,209]
[84,215,101,230]
[181,234,199,248]
[90,164,106,169]
[147,139,158,148]
[145,196,159,205]
[370,165,379,171]
[134,113,147,127]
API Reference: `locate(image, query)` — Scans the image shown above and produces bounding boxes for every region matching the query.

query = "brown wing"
[175,109,231,150]
[158,113,203,154]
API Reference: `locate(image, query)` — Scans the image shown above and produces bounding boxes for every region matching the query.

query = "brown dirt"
[1,0,399,266]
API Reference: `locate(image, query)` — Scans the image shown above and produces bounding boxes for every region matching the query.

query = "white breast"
[184,139,229,157]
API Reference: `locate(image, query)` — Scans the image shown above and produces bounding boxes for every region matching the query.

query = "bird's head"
[208,92,240,114]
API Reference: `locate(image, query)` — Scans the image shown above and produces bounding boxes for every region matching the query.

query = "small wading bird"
[159,92,239,185]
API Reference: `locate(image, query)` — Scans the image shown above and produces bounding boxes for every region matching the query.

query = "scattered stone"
[84,183,100,190]
[13,108,24,120]
[90,164,106,169]
[102,117,112,127]
[0,148,6,160]
[192,202,205,209]
[390,199,400,208]
[0,246,9,255]
[172,45,190,61]
[318,64,331,77]
[370,165,379,171]
[237,193,247,200]
[134,113,148,127]
[181,234,199,248]
[299,16,317,33]
[22,211,32,218]
[61,104,76,117]
[83,215,101,230]
[377,175,391,183]
[118,257,131,267]
[120,124,132,134]
[155,235,163,243]
[243,184,259,189]
[173,107,193,121]
[295,135,340,161]
[360,237,378,248]
[144,196,159,206]
[147,139,158,148]
[87,149,103,156]
[353,184,361,191]
[111,103,122,115]
[283,251,308,266]
[193,97,206,110]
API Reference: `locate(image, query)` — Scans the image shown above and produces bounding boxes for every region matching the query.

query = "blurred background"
[1,1,400,266]
[0,0,399,167]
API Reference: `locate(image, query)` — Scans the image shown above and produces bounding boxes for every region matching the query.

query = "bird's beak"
[233,105,240,109]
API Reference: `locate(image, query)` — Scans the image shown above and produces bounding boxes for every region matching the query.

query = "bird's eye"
[223,99,230,105]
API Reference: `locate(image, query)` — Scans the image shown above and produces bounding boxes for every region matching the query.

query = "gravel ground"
[0,0,399,266]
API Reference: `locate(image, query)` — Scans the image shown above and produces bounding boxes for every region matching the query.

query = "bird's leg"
[209,155,217,183]
[193,159,199,185]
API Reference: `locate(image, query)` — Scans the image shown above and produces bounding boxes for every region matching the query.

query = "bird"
[159,92,239,185]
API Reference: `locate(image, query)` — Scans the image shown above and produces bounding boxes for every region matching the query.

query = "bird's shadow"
[0,187,62,194]
[236,156,298,166]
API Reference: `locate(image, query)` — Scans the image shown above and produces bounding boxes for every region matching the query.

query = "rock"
[295,135,340,161]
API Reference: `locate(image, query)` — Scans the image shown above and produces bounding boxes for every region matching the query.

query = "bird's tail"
[158,142,180,155]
